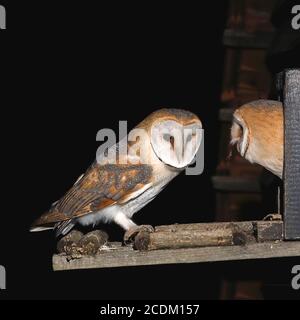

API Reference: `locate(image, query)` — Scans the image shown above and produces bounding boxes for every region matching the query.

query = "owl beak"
[175,129,185,164]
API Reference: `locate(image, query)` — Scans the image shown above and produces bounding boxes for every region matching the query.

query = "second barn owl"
[30,109,202,240]
[230,99,283,178]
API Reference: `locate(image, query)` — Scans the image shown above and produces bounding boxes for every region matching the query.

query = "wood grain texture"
[256,221,283,242]
[134,221,282,251]
[283,69,300,239]
[53,241,300,271]
[52,221,289,270]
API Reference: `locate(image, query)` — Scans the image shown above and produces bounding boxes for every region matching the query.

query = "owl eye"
[185,132,196,143]
[188,133,195,142]
[163,133,175,149]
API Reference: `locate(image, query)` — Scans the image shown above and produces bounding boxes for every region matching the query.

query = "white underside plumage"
[77,171,178,230]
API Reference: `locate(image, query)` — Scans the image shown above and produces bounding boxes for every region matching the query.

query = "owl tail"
[54,220,76,237]
[30,219,75,237]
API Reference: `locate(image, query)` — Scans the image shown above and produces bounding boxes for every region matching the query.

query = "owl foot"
[123,225,154,244]
[77,230,109,255]
[57,229,109,258]
[57,230,83,255]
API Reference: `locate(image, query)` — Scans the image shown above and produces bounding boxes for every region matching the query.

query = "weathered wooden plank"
[154,221,252,232]
[52,241,300,271]
[255,221,283,242]
[134,221,282,251]
[52,221,287,270]
[283,69,300,239]
[141,228,234,251]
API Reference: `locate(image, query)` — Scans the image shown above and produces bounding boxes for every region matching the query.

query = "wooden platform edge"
[53,241,300,271]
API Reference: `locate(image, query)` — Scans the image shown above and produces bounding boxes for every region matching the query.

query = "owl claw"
[123,225,154,244]
[57,230,108,257]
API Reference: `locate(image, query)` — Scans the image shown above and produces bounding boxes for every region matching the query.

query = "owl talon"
[57,230,109,257]
[78,230,109,255]
[123,225,154,244]
[57,230,84,254]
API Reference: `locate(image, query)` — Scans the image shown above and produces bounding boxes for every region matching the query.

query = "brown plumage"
[32,163,153,228]
[31,108,202,237]
[230,100,283,178]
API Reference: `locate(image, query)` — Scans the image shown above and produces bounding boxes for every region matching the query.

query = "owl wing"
[31,162,153,232]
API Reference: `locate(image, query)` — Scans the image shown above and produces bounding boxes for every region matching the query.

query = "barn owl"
[31,109,202,241]
[230,99,283,178]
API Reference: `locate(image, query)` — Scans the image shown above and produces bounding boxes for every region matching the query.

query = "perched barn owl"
[230,99,283,178]
[31,109,202,240]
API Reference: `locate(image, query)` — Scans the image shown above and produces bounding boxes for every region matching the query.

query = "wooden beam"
[135,227,234,251]
[283,69,300,239]
[255,221,283,242]
[53,241,300,271]
[52,221,290,271]
[134,221,282,251]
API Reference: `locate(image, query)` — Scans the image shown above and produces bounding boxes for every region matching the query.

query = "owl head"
[230,100,283,178]
[136,108,202,169]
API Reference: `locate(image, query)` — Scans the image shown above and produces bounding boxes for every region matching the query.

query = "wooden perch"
[134,221,282,251]
[51,220,300,271]
[53,241,300,271]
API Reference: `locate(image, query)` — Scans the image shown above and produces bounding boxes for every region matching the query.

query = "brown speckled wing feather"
[32,162,153,228]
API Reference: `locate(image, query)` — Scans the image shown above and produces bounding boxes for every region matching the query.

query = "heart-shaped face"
[150,119,202,169]
[231,100,283,178]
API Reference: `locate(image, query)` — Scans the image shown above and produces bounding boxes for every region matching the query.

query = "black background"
[0,1,299,300]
